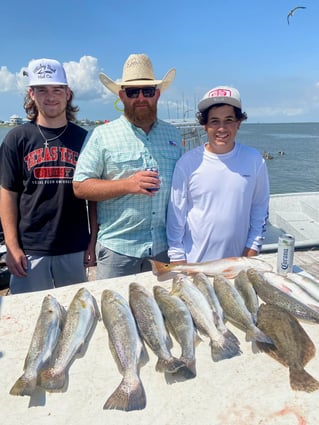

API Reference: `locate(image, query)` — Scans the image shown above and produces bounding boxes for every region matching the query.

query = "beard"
[124,102,157,128]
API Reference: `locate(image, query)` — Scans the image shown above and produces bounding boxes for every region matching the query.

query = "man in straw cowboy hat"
[73,53,182,279]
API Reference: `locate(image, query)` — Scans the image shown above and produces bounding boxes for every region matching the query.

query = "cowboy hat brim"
[99,68,176,95]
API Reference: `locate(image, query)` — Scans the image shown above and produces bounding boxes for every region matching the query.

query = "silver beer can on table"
[277,233,295,275]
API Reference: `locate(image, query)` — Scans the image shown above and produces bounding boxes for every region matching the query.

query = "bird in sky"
[287,6,307,25]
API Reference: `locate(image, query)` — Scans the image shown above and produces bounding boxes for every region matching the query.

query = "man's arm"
[73,170,159,201]
[0,187,27,276]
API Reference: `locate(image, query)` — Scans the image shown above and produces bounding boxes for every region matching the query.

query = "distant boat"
[262,151,274,160]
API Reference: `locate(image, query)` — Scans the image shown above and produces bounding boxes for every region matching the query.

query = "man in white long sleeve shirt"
[167,86,269,263]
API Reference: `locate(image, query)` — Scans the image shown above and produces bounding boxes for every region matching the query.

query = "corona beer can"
[277,234,295,275]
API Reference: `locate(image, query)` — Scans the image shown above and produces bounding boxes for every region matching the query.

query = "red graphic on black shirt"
[34,167,74,179]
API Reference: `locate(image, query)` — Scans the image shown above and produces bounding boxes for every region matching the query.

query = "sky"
[1,0,319,123]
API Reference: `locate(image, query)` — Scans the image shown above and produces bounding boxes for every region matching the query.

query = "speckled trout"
[193,272,240,345]
[247,268,319,324]
[101,289,146,411]
[263,271,319,312]
[172,274,241,361]
[129,282,185,374]
[39,287,100,390]
[149,256,272,279]
[10,294,65,396]
[234,270,259,324]
[153,285,197,378]
[213,275,273,344]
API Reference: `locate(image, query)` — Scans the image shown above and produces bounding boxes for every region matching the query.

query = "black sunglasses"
[124,87,157,98]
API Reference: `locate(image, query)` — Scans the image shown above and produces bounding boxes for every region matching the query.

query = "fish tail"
[289,367,319,393]
[210,337,242,362]
[222,328,240,345]
[148,259,172,276]
[9,375,37,396]
[103,376,146,411]
[177,357,197,379]
[246,326,273,344]
[39,368,66,390]
[155,356,185,373]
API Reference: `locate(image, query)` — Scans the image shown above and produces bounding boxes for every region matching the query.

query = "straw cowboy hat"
[99,53,176,95]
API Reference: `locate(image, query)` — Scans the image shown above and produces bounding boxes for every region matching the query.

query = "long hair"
[24,88,79,122]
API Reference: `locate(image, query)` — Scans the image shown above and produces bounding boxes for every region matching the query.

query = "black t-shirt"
[0,121,90,255]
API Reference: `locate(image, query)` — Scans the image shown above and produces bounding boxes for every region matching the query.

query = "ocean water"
[1,122,319,195]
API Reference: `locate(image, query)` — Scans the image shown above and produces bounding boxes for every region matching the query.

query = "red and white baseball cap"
[198,86,242,112]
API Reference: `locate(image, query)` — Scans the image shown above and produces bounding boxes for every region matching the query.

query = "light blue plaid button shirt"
[74,115,182,258]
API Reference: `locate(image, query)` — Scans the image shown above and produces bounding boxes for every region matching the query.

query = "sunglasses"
[124,86,157,98]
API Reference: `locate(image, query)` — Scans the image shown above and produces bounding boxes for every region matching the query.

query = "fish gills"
[129,282,184,374]
[213,275,272,344]
[234,270,259,324]
[257,303,319,392]
[247,268,319,324]
[153,285,197,379]
[39,287,100,390]
[10,294,65,396]
[101,289,146,411]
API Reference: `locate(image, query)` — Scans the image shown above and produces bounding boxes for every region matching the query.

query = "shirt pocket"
[108,151,144,178]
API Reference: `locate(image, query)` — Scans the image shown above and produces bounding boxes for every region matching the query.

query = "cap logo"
[33,63,57,81]
[209,88,231,98]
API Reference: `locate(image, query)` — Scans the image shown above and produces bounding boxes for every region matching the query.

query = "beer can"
[145,167,159,191]
[277,233,295,275]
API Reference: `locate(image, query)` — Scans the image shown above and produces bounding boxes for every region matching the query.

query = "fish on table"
[287,272,319,303]
[149,256,272,280]
[263,271,319,312]
[129,282,185,374]
[171,274,241,361]
[153,285,197,379]
[256,303,319,393]
[193,272,240,345]
[101,289,146,411]
[213,274,272,344]
[39,287,100,391]
[10,294,65,397]
[247,268,319,324]
[234,270,259,324]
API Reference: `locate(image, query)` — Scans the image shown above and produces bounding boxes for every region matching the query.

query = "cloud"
[0,56,114,103]
[0,66,18,92]
[63,56,111,101]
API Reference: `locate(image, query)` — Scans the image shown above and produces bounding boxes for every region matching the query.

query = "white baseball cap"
[198,86,242,112]
[26,58,68,86]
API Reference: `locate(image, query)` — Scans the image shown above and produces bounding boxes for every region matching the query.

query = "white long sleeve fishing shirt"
[167,142,270,263]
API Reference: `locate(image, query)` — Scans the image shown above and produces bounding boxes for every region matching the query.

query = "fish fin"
[221,329,240,345]
[174,357,196,379]
[222,270,238,279]
[210,337,242,362]
[103,375,146,411]
[289,367,319,393]
[148,260,172,276]
[246,326,273,344]
[155,357,185,373]
[39,368,66,390]
[9,374,37,396]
